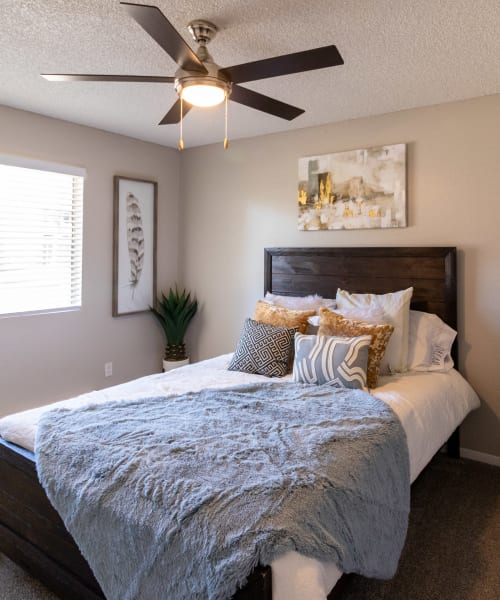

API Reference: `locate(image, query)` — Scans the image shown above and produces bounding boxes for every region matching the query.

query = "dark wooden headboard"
[264,247,457,363]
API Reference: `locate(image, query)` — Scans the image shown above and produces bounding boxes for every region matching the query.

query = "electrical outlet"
[104,362,113,377]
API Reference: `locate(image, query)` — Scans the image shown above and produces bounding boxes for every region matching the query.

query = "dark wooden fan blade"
[220,45,343,84]
[230,85,304,121]
[41,74,175,83]
[158,99,193,125]
[120,2,207,74]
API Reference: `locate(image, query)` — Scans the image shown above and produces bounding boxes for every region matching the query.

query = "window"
[0,156,85,316]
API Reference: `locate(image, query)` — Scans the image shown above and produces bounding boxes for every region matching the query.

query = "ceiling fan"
[42,2,344,146]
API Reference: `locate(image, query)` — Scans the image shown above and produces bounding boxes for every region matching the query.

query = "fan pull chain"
[178,97,184,151]
[223,94,229,149]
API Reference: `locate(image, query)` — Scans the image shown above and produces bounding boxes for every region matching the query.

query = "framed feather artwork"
[113,176,157,316]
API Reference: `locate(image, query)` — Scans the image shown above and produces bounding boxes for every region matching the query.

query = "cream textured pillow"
[336,287,413,373]
[254,300,316,334]
[318,308,394,389]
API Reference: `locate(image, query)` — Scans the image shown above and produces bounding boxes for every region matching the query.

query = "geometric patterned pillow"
[292,333,371,390]
[228,318,298,377]
[318,308,394,389]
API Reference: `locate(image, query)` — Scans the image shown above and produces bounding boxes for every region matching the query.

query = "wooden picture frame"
[112,176,157,316]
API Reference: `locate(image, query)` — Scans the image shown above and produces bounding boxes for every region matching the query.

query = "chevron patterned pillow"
[292,333,372,390]
[228,318,298,377]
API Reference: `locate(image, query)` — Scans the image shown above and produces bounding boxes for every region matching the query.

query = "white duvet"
[0,355,480,600]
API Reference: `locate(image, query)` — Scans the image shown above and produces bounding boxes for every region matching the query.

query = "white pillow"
[336,287,413,373]
[264,293,336,312]
[407,310,456,371]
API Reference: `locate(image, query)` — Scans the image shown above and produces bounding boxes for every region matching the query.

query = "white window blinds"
[0,157,85,316]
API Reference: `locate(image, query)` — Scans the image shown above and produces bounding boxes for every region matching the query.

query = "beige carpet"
[1,455,499,600]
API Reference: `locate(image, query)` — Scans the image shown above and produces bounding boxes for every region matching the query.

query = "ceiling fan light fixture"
[176,76,231,108]
[181,83,224,107]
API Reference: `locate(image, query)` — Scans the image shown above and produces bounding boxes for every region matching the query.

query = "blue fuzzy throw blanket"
[36,382,410,600]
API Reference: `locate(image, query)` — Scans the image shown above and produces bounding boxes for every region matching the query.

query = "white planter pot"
[163,358,190,372]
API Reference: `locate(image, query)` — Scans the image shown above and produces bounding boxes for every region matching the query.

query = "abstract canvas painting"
[113,176,157,316]
[298,144,406,230]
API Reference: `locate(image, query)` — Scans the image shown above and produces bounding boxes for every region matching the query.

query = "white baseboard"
[460,448,500,467]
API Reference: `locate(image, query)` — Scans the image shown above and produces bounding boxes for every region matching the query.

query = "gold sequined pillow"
[318,307,394,389]
[254,300,316,334]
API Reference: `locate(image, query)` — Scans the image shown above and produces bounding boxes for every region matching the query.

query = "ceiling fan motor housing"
[187,20,218,45]
[175,20,232,101]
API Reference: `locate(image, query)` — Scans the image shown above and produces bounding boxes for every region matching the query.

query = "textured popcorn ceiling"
[1,0,499,148]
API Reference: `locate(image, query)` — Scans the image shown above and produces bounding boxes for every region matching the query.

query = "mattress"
[0,355,480,600]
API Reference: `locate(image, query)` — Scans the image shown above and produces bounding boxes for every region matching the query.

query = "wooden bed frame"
[0,247,459,599]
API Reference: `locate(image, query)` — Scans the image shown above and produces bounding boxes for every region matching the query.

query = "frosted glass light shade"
[181,83,226,107]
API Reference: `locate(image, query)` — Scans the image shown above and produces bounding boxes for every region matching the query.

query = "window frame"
[0,155,86,318]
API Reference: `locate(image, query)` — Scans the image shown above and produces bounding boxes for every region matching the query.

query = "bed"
[0,246,479,600]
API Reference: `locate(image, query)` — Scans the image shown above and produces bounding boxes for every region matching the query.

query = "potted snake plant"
[151,287,198,372]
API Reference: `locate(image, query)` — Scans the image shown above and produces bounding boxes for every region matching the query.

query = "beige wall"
[179,94,500,458]
[0,105,180,416]
[1,96,498,458]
